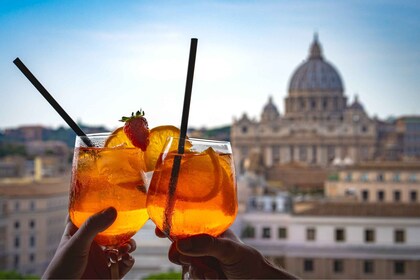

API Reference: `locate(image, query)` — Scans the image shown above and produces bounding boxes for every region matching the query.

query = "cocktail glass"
[69,133,149,277]
[146,137,238,239]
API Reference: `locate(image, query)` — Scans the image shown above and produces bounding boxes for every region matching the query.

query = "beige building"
[0,177,69,276]
[325,161,420,203]
[231,34,377,173]
[241,201,420,279]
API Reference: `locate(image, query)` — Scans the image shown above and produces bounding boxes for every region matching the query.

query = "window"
[360,173,369,182]
[410,190,417,202]
[394,191,401,202]
[241,126,248,134]
[408,173,417,183]
[394,229,405,243]
[394,261,405,274]
[333,259,344,273]
[361,125,368,133]
[345,173,352,182]
[29,220,35,229]
[393,173,400,182]
[303,259,314,272]
[377,173,384,182]
[14,255,19,268]
[335,228,345,242]
[14,236,20,248]
[29,253,35,263]
[306,228,316,241]
[241,226,255,238]
[362,190,369,202]
[30,201,35,210]
[14,221,20,229]
[363,260,374,274]
[365,229,375,243]
[262,227,271,239]
[377,190,385,202]
[14,201,20,211]
[299,146,307,161]
[30,235,36,247]
[278,227,287,239]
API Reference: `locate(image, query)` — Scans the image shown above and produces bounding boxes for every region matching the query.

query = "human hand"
[42,207,136,279]
[157,228,297,279]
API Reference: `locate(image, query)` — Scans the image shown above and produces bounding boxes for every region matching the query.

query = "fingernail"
[102,207,117,219]
[177,239,192,251]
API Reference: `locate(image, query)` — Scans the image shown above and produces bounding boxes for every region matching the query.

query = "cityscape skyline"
[1,1,420,131]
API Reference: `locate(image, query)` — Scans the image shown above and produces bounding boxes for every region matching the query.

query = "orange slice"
[144,125,181,171]
[104,127,135,148]
[175,147,222,201]
[150,147,222,202]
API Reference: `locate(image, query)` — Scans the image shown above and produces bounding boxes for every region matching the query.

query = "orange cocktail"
[146,137,238,239]
[69,133,149,247]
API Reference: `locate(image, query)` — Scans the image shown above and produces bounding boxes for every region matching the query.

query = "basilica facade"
[231,35,377,172]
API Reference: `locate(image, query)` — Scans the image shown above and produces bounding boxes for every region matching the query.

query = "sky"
[0,0,419,131]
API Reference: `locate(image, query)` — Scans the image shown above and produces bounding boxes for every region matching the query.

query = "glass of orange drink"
[69,132,149,271]
[146,137,238,239]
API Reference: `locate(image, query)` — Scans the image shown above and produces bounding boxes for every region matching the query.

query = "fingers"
[176,234,240,266]
[119,253,135,277]
[119,239,136,255]
[117,239,136,277]
[72,207,117,248]
[168,242,184,265]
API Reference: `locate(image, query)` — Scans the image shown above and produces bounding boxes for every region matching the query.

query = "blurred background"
[1,0,420,279]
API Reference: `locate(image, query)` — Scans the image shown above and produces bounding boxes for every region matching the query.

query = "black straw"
[163,38,198,236]
[13,58,93,147]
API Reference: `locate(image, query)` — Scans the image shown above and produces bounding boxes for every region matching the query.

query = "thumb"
[72,207,117,247]
[176,234,239,265]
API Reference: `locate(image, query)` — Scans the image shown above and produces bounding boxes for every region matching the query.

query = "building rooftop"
[0,176,70,197]
[294,202,420,218]
[344,161,420,171]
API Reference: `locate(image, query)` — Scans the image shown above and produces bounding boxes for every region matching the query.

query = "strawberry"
[120,110,150,151]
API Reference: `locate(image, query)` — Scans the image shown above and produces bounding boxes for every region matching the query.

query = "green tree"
[143,271,181,280]
[0,270,38,279]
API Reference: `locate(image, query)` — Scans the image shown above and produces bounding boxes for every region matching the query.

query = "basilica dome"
[289,34,344,93]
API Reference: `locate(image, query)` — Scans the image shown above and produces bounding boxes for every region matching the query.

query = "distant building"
[231,34,377,174]
[397,116,420,159]
[0,156,26,178]
[4,126,45,142]
[230,34,420,192]
[325,161,420,203]
[241,201,420,279]
[0,177,69,276]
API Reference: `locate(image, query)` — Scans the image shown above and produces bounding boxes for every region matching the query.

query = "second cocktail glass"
[146,137,238,239]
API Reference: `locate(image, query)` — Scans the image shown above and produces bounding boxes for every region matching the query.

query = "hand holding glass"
[69,133,149,268]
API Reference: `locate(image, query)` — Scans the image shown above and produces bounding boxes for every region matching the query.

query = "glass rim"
[75,132,112,139]
[169,136,231,145]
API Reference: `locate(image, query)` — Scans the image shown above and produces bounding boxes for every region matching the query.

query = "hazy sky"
[1,0,419,131]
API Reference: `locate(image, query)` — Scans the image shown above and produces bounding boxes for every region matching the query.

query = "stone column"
[265,146,273,167]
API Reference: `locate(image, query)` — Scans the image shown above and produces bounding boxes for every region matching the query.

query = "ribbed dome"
[289,34,344,93]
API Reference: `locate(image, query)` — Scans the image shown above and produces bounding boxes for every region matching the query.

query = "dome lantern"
[309,33,323,60]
